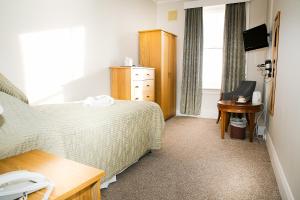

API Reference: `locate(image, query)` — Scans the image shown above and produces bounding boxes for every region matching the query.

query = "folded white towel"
[83,95,114,107]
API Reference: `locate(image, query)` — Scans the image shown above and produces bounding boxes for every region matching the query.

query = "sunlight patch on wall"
[19,26,85,104]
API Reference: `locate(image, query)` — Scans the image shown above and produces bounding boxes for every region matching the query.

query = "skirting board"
[266,132,295,200]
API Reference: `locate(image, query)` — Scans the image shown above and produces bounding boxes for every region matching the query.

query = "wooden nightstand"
[0,150,105,200]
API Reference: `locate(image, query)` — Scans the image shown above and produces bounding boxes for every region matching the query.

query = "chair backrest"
[235,81,256,99]
[221,80,256,101]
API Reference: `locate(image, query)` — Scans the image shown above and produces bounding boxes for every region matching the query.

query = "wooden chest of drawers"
[110,66,155,101]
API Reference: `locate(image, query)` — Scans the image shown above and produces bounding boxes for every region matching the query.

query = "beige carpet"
[102,117,281,200]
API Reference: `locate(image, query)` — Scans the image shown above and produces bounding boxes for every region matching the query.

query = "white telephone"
[0,170,54,200]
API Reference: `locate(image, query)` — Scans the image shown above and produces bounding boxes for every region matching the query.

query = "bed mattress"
[0,92,164,182]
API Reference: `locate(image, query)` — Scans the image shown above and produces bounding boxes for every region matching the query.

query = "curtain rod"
[184,0,251,9]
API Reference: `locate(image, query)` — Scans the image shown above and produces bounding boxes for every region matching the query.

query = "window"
[202,5,225,89]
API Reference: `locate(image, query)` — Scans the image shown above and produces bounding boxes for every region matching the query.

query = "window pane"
[202,49,223,89]
[203,5,225,48]
[202,5,225,89]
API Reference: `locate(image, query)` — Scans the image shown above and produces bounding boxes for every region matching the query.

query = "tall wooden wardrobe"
[139,29,177,120]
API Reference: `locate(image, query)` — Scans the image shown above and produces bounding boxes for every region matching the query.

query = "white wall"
[0,0,156,104]
[157,0,268,118]
[246,0,268,93]
[156,1,195,116]
[266,0,300,199]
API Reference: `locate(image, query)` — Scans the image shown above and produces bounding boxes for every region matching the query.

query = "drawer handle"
[146,96,150,98]
[135,98,139,100]
[135,86,139,88]
[135,74,139,76]
[146,85,150,87]
[146,74,150,76]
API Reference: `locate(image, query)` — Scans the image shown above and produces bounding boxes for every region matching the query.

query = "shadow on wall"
[28,69,109,105]
[118,32,139,66]
[18,26,111,104]
[63,69,110,102]
[17,25,116,105]
[19,26,86,104]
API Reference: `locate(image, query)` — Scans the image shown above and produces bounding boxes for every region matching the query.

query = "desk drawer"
[132,84,154,101]
[143,90,154,101]
[133,92,154,101]
[143,69,154,80]
[143,80,154,91]
[132,80,154,91]
[132,68,154,80]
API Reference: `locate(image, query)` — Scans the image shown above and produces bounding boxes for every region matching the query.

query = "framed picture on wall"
[269,11,280,115]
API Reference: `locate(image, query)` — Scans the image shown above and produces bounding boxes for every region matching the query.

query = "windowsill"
[202,88,221,90]
[202,88,220,95]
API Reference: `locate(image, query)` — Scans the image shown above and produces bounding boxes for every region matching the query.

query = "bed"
[0,91,164,183]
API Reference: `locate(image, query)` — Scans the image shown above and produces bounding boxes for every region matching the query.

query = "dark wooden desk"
[217,100,262,142]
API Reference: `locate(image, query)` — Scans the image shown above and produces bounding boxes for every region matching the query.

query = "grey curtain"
[222,3,246,93]
[180,8,203,115]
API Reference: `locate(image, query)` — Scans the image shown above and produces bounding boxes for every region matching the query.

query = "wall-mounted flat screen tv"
[243,24,269,51]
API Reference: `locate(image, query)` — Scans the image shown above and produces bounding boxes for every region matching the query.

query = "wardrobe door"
[139,32,150,66]
[139,30,176,120]
[161,32,171,119]
[139,31,162,105]
[168,35,176,117]
[148,32,162,105]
